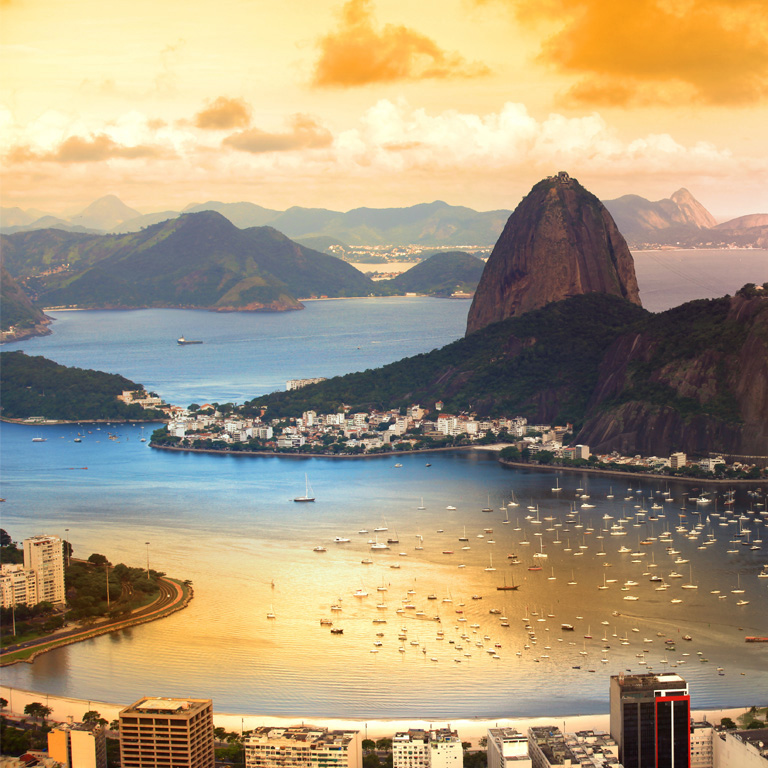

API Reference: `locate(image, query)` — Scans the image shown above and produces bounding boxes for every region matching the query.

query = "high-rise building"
[610,673,690,768]
[244,726,361,768]
[48,722,107,768]
[119,697,215,768]
[1,534,65,608]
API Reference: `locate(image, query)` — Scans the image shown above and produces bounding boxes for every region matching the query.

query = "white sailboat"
[293,474,315,502]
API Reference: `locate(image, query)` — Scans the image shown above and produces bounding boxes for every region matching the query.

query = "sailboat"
[485,552,496,572]
[417,498,425,510]
[293,474,315,502]
[497,574,519,591]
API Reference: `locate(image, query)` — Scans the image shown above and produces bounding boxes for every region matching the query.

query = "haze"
[2,0,768,220]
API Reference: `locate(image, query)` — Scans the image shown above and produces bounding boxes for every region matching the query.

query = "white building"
[393,729,462,768]
[713,727,768,768]
[245,726,361,768]
[486,728,531,768]
[670,451,687,470]
[1,534,66,608]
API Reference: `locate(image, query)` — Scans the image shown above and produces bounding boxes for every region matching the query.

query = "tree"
[375,738,393,751]
[88,553,109,566]
[0,697,8,711]
[82,710,107,725]
[362,739,376,751]
[24,702,53,722]
[746,720,765,729]
[720,717,736,729]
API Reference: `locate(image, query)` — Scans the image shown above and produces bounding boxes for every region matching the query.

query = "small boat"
[294,474,315,502]
[330,628,344,634]
[333,536,350,543]
[32,437,47,442]
[313,546,327,552]
[177,335,203,345]
[561,624,575,631]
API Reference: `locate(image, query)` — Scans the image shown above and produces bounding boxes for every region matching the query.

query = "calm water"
[1,265,767,717]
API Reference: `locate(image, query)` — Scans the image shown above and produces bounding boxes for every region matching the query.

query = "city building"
[486,728,531,768]
[610,673,690,768]
[689,721,713,768]
[244,726,361,768]
[392,729,462,768]
[712,727,768,768]
[119,697,215,768]
[1,535,65,609]
[669,452,687,470]
[48,722,107,768]
[527,727,577,768]
[286,378,327,391]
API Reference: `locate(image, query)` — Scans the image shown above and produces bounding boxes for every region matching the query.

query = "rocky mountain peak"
[466,173,641,335]
[669,188,717,228]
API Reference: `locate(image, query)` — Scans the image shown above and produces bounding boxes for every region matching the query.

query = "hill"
[0,260,51,340]
[467,173,640,334]
[389,251,485,296]
[244,288,768,457]
[2,212,383,310]
[0,351,164,422]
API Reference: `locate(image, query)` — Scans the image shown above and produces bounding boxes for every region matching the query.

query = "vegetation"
[389,251,485,296]
[0,351,165,421]
[241,293,649,427]
[0,263,48,332]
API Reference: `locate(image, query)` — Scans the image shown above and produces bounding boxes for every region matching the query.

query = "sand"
[0,684,748,744]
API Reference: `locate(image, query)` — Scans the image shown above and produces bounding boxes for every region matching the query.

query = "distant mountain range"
[3,189,767,248]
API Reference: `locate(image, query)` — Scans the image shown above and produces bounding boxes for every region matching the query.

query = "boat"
[294,474,315,502]
[330,628,344,634]
[177,335,203,345]
[497,576,519,591]
[561,624,575,631]
[333,536,350,543]
[31,437,47,442]
[312,546,327,552]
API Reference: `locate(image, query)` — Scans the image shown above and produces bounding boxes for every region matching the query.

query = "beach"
[0,684,748,744]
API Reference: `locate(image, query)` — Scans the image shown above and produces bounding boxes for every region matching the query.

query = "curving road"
[1,577,189,664]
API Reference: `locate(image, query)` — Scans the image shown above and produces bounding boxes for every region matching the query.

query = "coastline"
[0,684,750,742]
[148,443,766,484]
[1,417,167,426]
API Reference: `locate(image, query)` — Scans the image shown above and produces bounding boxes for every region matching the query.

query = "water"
[2,267,768,717]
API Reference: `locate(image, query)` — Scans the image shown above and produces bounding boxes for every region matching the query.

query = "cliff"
[466,173,641,335]
[577,291,768,457]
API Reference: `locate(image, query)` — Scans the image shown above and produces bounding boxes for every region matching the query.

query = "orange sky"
[2,0,767,219]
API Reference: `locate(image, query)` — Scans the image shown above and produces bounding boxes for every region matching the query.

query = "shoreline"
[149,443,766,484]
[0,685,752,742]
[1,417,166,426]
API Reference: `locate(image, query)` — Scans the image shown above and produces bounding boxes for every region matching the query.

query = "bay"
[2,255,768,718]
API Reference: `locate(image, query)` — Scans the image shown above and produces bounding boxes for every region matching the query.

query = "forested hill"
[241,287,768,457]
[389,251,485,296]
[0,351,164,421]
[242,293,650,424]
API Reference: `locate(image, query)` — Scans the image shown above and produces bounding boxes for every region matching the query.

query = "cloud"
[194,97,252,130]
[312,0,490,87]
[6,134,165,164]
[223,114,333,153]
[477,0,768,106]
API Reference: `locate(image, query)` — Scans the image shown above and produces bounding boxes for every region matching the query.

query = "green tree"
[23,702,52,723]
[362,739,376,751]
[88,553,109,566]
[720,717,736,729]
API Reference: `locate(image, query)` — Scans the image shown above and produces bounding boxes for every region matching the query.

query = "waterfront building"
[712,727,768,768]
[119,697,215,768]
[689,721,713,768]
[610,673,690,768]
[392,729,462,768]
[486,728,531,768]
[1,535,65,609]
[669,452,687,470]
[286,378,327,391]
[244,726,361,768]
[48,723,107,768]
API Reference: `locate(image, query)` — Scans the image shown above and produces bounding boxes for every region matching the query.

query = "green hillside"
[0,351,164,421]
[389,251,485,296]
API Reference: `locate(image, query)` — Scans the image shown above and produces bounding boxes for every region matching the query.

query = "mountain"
[246,289,768,457]
[602,188,717,245]
[0,206,54,228]
[389,251,485,296]
[0,259,51,340]
[110,211,182,234]
[68,194,142,231]
[466,173,641,335]
[714,214,768,231]
[182,201,280,229]
[577,289,768,456]
[2,216,102,235]
[3,212,382,311]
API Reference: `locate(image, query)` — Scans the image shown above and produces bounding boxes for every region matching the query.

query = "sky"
[2,0,768,220]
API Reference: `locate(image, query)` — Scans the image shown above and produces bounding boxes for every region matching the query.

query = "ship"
[177,336,203,345]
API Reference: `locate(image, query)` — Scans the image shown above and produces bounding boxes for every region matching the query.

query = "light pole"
[145,541,150,579]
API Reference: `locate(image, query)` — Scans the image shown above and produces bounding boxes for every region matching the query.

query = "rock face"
[577,292,768,457]
[466,173,641,335]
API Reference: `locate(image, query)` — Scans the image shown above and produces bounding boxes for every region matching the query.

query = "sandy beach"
[0,684,748,744]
